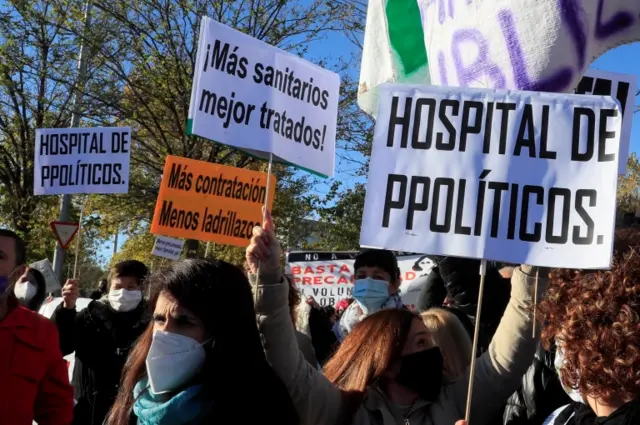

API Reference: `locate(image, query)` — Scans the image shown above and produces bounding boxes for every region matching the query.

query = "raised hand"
[61,279,79,309]
[246,207,281,276]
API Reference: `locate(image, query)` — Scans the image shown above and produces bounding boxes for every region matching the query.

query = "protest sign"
[152,236,184,261]
[360,84,621,269]
[358,1,640,115]
[358,0,430,115]
[34,127,132,195]
[286,251,435,310]
[30,259,60,293]
[187,17,340,178]
[577,69,637,174]
[422,1,640,94]
[151,155,276,247]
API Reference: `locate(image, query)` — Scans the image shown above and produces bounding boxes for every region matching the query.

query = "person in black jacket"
[416,257,568,425]
[51,260,150,425]
[89,279,108,300]
[503,342,570,425]
[308,302,338,365]
[416,256,511,354]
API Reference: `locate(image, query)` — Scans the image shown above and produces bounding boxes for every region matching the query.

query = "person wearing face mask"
[246,209,546,425]
[51,259,150,425]
[0,229,74,425]
[106,258,299,425]
[333,249,404,342]
[13,267,47,312]
[538,229,640,425]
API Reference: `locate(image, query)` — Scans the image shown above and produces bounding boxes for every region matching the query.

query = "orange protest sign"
[151,155,275,247]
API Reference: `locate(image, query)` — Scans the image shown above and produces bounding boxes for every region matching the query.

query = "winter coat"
[503,343,571,425]
[416,257,511,354]
[51,298,150,425]
[251,265,545,425]
[0,300,74,425]
[296,330,319,368]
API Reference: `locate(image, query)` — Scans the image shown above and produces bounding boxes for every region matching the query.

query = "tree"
[617,153,640,217]
[0,1,115,284]
[110,230,174,271]
[313,182,364,250]
[66,0,349,255]
[0,0,81,244]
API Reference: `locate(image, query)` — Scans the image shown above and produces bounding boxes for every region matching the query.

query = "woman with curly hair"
[539,230,640,425]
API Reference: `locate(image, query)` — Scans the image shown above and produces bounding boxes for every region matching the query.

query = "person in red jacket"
[0,229,74,425]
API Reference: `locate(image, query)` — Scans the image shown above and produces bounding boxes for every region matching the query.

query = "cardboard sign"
[29,259,60,293]
[34,127,132,195]
[151,155,276,247]
[286,251,435,310]
[152,236,184,261]
[577,69,637,174]
[360,84,620,269]
[187,17,340,178]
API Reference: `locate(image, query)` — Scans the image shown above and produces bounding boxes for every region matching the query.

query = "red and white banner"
[286,251,436,310]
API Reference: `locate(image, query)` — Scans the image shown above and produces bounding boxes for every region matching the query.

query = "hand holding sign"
[246,208,281,276]
[62,279,79,309]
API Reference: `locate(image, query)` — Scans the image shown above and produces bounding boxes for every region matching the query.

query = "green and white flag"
[357,0,430,116]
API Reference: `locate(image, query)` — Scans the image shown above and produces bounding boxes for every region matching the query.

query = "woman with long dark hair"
[106,258,299,425]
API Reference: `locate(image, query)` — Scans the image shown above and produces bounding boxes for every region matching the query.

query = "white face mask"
[554,342,585,404]
[145,330,208,395]
[108,289,142,312]
[14,281,37,305]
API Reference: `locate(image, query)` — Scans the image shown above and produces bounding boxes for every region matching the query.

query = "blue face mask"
[353,278,390,314]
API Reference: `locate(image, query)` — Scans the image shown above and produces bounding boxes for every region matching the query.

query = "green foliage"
[0,0,105,281]
[80,0,349,253]
[313,182,364,250]
[617,153,640,217]
[110,230,174,272]
[0,0,370,268]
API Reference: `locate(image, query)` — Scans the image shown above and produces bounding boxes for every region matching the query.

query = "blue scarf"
[133,377,212,425]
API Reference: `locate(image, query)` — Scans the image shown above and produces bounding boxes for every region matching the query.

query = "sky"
[96,38,640,266]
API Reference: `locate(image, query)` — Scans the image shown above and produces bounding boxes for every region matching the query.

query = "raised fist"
[61,279,79,309]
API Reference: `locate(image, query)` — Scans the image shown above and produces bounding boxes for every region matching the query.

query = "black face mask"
[395,347,444,401]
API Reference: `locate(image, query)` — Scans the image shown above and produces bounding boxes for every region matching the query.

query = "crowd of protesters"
[1,214,640,425]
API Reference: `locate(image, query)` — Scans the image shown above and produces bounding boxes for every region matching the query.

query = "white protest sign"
[287,251,435,310]
[151,236,184,261]
[577,69,637,174]
[361,84,621,269]
[29,259,60,293]
[421,0,640,95]
[34,127,132,195]
[357,0,430,115]
[188,17,340,178]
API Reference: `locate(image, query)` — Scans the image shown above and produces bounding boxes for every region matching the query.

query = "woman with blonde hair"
[421,308,472,382]
[247,210,545,425]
